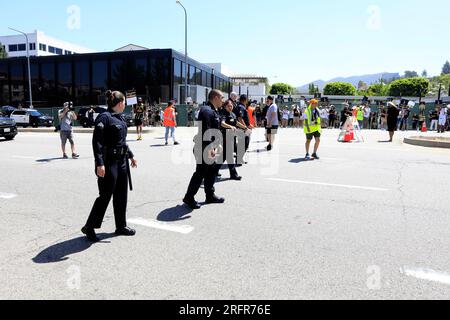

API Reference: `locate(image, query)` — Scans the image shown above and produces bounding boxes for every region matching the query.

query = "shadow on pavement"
[32,233,117,264]
[36,157,66,163]
[150,144,167,148]
[378,140,393,143]
[157,205,193,222]
[289,158,314,163]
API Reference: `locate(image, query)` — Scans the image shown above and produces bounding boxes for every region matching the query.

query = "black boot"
[183,197,201,210]
[206,195,225,204]
[115,227,136,236]
[81,226,99,243]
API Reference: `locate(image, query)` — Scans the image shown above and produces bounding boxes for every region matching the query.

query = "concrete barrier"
[404,136,450,149]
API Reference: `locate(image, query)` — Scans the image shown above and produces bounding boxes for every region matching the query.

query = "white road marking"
[267,178,389,191]
[128,218,194,235]
[0,192,18,199]
[401,267,450,286]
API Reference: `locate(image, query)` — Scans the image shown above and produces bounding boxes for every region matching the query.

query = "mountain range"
[297,72,400,93]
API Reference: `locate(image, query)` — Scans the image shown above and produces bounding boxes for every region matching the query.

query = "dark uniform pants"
[236,132,250,165]
[185,162,219,200]
[221,138,238,176]
[86,158,128,230]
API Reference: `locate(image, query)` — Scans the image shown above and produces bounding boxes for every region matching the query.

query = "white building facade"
[0,30,94,58]
[231,76,268,100]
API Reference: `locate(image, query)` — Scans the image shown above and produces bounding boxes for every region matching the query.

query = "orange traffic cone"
[421,122,427,133]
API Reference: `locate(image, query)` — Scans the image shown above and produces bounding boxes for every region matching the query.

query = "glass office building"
[0,49,231,107]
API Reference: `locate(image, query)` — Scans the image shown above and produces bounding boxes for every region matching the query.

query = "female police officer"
[82,90,138,242]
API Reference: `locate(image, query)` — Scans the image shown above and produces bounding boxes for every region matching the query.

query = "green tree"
[358,81,368,92]
[270,82,294,95]
[388,78,429,97]
[308,83,319,95]
[367,82,390,96]
[429,74,450,96]
[442,61,450,75]
[323,82,356,96]
[404,71,418,78]
[421,70,428,78]
[0,42,7,59]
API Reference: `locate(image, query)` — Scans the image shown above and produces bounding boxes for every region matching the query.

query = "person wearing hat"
[134,97,146,140]
[386,101,399,142]
[304,99,321,160]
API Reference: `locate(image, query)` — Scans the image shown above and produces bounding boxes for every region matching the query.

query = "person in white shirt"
[265,96,279,151]
[438,104,448,133]
[320,106,329,128]
[288,109,294,127]
[363,105,371,129]
[282,108,289,128]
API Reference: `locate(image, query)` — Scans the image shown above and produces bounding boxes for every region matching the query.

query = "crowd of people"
[245,101,450,133]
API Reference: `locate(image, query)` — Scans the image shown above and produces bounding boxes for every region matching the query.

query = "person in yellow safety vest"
[304,99,322,160]
[164,101,180,146]
[357,106,364,129]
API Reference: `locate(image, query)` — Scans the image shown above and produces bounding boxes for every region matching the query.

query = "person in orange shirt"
[164,101,180,146]
[247,101,256,129]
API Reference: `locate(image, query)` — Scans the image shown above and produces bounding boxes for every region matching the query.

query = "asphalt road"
[0,127,450,300]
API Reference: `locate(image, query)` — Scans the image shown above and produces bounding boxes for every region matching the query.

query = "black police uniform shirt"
[220,109,238,133]
[233,103,250,127]
[195,102,221,150]
[93,111,134,167]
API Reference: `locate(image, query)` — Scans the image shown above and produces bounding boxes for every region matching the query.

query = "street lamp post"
[9,27,33,108]
[176,1,188,105]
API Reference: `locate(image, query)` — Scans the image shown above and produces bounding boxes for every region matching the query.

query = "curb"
[18,128,154,134]
[404,136,450,149]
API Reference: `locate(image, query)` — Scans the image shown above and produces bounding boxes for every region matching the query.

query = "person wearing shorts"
[59,102,79,159]
[265,96,279,151]
[304,99,322,160]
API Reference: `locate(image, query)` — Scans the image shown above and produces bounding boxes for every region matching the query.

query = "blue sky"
[1,0,448,86]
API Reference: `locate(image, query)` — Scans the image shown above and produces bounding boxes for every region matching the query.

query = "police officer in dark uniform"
[233,95,250,165]
[183,89,226,210]
[219,99,245,181]
[82,90,138,242]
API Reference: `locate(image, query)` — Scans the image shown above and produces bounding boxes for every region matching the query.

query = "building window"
[57,61,73,102]
[48,46,62,54]
[29,43,36,51]
[74,60,90,105]
[65,50,72,55]
[39,44,47,51]
[18,44,26,51]
[9,44,18,52]
[188,65,196,85]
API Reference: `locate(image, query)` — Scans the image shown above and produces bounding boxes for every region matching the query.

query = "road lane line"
[0,192,18,199]
[267,178,389,191]
[401,267,450,286]
[128,218,194,234]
